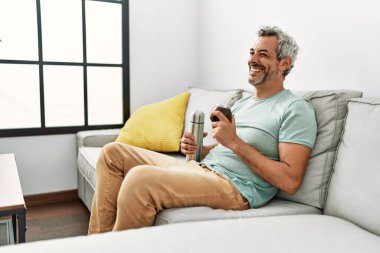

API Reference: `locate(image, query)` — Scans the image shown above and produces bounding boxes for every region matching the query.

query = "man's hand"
[180,132,197,155]
[210,110,240,149]
[180,132,217,159]
[201,142,218,160]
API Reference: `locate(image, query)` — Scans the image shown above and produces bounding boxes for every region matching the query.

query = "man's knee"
[101,142,122,157]
[125,165,157,186]
[118,165,158,198]
[100,142,135,162]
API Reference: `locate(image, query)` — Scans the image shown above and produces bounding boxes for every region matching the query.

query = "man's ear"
[280,56,292,71]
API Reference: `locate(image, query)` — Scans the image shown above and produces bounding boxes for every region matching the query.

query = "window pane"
[41,0,83,62]
[86,1,122,64]
[87,67,123,125]
[0,0,38,60]
[44,65,84,127]
[0,64,40,129]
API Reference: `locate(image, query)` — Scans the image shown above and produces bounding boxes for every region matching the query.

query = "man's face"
[248,36,282,87]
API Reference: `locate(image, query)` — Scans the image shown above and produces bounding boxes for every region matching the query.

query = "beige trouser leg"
[88,142,248,234]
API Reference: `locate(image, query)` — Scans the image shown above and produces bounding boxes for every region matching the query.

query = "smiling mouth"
[249,65,265,74]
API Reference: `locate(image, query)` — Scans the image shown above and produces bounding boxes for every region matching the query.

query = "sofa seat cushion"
[78,147,186,191]
[77,147,102,189]
[2,215,379,253]
[155,198,321,225]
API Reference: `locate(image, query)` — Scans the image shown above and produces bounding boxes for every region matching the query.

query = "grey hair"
[257,26,298,77]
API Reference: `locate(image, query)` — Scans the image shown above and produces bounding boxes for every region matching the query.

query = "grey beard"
[249,72,270,87]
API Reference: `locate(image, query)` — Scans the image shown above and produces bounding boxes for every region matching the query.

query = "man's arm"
[210,110,312,195]
[230,140,311,195]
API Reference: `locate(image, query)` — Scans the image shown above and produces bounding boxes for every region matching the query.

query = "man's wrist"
[228,137,244,153]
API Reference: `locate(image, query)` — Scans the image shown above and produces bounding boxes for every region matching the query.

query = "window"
[0,0,129,137]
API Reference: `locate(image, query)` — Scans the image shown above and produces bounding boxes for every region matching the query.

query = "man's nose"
[248,52,258,64]
[248,54,256,65]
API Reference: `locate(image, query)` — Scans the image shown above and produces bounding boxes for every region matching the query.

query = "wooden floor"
[26,200,90,242]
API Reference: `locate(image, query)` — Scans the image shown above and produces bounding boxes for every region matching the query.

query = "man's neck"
[254,82,285,100]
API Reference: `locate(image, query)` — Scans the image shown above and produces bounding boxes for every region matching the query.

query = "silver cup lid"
[190,110,205,123]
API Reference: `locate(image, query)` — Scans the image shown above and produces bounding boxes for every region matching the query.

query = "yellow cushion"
[116,92,190,152]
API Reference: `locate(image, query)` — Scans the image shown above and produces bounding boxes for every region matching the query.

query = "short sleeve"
[279,100,317,149]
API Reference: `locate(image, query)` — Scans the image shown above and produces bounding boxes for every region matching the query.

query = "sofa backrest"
[277,90,363,209]
[324,98,380,236]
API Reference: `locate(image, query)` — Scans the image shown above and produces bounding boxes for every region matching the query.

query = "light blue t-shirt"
[202,89,317,208]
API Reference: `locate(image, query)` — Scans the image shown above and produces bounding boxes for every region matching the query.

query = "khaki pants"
[88,142,249,234]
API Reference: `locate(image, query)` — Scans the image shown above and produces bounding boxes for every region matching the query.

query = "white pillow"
[185,87,252,146]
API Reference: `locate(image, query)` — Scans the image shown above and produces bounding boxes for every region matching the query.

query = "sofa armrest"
[76,129,120,148]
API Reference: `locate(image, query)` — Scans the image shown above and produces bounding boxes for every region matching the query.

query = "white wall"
[0,0,198,195]
[197,0,380,97]
[0,134,77,195]
[129,0,197,111]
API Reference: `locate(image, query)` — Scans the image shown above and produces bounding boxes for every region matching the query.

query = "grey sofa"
[1,89,380,252]
[77,87,361,224]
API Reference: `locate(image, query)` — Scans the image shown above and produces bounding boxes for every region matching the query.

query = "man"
[88,26,317,234]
